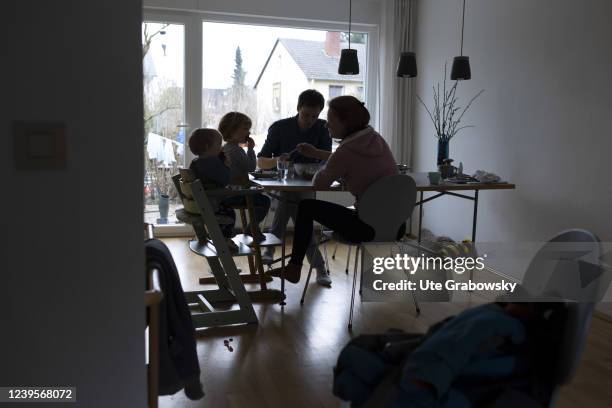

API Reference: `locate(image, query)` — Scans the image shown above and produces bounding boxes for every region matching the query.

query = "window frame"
[145,8,379,134]
[329,84,345,99]
[143,8,379,236]
[272,82,282,112]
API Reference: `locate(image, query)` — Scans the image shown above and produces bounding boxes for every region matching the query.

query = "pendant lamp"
[396,0,417,78]
[338,0,359,75]
[451,0,471,80]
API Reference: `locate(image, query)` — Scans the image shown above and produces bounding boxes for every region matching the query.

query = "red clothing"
[313,126,398,201]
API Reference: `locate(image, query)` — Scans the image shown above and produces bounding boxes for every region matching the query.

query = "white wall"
[256,43,310,131]
[412,0,612,245]
[3,2,145,406]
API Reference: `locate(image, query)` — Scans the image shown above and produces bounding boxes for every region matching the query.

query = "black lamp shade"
[451,56,471,80]
[338,49,359,75]
[396,52,417,78]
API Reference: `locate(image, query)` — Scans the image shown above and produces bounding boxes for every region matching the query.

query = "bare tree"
[142,23,169,59]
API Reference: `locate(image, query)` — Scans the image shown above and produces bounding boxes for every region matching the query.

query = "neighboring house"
[202,88,231,128]
[253,32,366,133]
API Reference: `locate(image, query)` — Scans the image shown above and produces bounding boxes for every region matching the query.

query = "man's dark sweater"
[258,115,332,163]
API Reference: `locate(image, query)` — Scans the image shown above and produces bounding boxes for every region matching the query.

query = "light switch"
[14,121,67,170]
[27,132,57,158]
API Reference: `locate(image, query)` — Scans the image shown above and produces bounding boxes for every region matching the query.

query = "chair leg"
[300,264,315,305]
[280,230,286,306]
[348,246,360,330]
[411,290,421,315]
[345,245,352,274]
[332,243,338,260]
[359,260,363,296]
[238,208,257,276]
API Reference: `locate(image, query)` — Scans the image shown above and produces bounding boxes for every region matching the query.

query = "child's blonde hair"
[188,128,221,155]
[218,112,252,142]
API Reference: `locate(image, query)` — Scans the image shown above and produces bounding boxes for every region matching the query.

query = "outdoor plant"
[147,155,179,199]
[416,62,484,141]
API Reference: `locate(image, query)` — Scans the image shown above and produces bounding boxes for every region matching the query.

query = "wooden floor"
[158,237,612,408]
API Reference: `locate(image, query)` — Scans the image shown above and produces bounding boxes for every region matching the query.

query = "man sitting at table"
[257,89,333,286]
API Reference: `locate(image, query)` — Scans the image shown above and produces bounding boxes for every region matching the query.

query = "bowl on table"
[293,163,323,180]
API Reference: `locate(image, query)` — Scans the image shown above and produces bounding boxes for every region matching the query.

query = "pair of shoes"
[316,269,332,287]
[266,263,302,284]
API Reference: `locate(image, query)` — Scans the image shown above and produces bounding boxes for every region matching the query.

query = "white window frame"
[272,82,282,112]
[143,9,379,237]
[143,11,200,236]
[329,84,345,99]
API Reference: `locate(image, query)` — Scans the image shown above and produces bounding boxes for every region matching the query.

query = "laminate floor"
[157,237,612,408]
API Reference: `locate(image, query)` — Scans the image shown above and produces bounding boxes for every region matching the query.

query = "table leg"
[471,190,479,243]
[470,190,479,285]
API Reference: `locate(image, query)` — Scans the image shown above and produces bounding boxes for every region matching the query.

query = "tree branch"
[144,104,181,126]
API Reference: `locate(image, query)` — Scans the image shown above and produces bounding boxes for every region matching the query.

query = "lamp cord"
[349,0,352,49]
[406,0,411,50]
[460,0,466,55]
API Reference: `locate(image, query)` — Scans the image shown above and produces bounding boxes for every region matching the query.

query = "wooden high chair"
[170,171,284,329]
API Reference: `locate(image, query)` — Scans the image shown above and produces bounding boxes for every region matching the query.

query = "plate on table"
[251,170,278,179]
[444,175,478,184]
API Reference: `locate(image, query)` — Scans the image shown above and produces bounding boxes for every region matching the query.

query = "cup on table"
[428,171,441,185]
[277,159,291,180]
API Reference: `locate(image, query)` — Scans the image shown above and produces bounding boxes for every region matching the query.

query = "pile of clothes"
[145,239,204,400]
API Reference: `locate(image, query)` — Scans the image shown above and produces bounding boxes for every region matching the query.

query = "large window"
[140,13,375,233]
[202,22,368,153]
[142,22,185,226]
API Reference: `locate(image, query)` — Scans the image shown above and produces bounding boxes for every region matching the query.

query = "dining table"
[250,171,516,243]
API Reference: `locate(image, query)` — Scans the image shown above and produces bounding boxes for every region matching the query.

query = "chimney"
[324,31,341,57]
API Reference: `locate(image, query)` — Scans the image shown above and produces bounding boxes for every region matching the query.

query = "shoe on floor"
[266,263,302,284]
[316,269,332,287]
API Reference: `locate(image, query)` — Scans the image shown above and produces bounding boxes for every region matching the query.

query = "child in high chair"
[219,112,271,242]
[187,128,238,251]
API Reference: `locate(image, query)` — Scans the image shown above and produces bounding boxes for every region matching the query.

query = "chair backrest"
[357,174,417,242]
[175,169,201,214]
[522,229,605,303]
[522,230,603,390]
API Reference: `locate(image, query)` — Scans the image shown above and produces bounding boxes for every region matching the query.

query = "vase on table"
[437,138,449,166]
[157,193,169,224]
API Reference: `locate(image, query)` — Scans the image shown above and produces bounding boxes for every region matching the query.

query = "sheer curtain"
[378,0,414,167]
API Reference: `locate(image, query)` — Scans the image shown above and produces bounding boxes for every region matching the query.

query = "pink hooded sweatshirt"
[313,126,398,201]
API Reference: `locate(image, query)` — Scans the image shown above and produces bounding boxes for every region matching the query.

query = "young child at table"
[219,112,271,242]
[188,128,238,250]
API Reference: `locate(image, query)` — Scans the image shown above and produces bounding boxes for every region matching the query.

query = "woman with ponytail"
[268,96,399,284]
